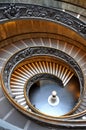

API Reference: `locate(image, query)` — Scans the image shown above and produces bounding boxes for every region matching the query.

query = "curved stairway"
[10,60,74,110]
[0,38,86,129]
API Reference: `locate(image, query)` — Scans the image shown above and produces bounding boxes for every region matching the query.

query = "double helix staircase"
[0,37,86,129]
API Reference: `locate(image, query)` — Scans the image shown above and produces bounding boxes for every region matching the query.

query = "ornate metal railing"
[1,46,85,127]
[3,47,84,92]
[0,3,85,39]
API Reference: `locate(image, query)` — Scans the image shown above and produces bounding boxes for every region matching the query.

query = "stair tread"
[5,108,29,129]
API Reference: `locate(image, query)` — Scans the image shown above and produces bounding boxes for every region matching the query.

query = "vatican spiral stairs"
[0,37,86,129]
[0,2,86,130]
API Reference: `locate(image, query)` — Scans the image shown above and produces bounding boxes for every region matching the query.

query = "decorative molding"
[0,3,85,38]
[3,3,20,19]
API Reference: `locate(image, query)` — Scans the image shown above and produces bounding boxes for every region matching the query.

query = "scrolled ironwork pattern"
[3,47,84,95]
[0,3,85,38]
[2,46,86,127]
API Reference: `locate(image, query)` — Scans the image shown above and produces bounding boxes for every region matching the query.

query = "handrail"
[0,1,85,19]
[0,4,85,39]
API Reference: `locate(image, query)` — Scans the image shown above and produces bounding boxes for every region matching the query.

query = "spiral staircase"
[0,1,86,130]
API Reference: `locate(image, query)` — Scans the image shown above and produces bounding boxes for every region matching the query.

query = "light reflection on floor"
[29,77,79,116]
